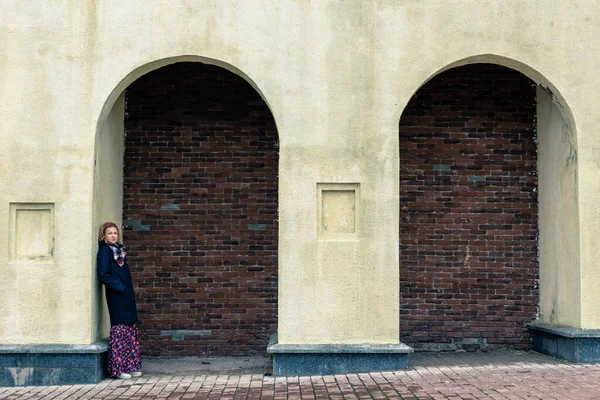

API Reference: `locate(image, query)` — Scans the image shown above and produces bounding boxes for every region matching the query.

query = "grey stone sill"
[267,334,413,354]
[528,321,600,338]
[0,340,108,354]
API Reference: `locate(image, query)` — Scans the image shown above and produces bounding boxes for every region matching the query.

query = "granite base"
[528,321,600,363]
[0,341,108,386]
[266,334,412,376]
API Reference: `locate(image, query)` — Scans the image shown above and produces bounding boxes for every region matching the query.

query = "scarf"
[105,241,126,267]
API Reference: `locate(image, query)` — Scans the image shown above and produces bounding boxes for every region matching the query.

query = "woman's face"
[104,227,119,245]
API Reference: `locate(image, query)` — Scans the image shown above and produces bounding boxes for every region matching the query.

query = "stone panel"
[9,203,54,261]
[318,183,360,240]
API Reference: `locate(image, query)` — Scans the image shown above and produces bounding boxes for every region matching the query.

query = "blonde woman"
[97,222,142,379]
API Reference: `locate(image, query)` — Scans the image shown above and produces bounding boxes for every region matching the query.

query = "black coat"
[97,241,138,326]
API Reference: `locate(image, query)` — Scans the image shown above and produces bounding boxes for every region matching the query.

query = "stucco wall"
[0,1,95,343]
[537,87,581,327]
[1,0,599,345]
[93,94,125,340]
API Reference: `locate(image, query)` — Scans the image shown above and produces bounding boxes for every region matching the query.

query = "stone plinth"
[0,341,108,386]
[267,334,412,376]
[528,322,600,362]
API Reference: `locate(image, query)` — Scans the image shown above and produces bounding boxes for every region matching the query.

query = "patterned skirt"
[107,324,142,377]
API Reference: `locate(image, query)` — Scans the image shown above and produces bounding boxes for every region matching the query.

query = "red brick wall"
[123,62,278,356]
[399,64,538,350]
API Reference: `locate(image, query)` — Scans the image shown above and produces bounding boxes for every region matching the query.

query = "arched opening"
[93,60,279,356]
[399,61,579,351]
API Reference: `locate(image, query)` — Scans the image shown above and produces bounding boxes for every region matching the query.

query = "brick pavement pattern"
[2,351,600,399]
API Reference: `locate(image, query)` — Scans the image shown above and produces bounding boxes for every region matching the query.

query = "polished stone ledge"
[0,341,108,386]
[0,342,108,354]
[528,321,600,362]
[267,334,412,376]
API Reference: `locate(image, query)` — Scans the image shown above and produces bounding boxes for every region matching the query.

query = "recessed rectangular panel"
[322,190,355,234]
[317,183,360,240]
[9,203,54,261]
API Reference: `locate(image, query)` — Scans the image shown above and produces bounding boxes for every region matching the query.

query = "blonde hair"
[98,222,122,244]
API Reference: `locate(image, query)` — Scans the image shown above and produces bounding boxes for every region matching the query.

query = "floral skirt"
[107,324,142,377]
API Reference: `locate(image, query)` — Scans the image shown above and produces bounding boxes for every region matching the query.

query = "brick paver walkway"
[2,350,600,399]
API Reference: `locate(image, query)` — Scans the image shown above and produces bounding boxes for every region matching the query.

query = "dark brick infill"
[120,61,539,357]
[399,64,539,350]
[123,62,278,356]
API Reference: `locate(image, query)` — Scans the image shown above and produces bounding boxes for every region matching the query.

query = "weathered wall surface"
[0,1,96,343]
[537,87,581,327]
[1,1,599,345]
[93,94,126,341]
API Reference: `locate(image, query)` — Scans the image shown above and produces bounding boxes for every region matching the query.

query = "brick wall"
[123,62,278,356]
[399,64,538,350]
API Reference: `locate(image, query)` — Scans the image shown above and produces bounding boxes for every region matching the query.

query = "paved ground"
[2,350,600,399]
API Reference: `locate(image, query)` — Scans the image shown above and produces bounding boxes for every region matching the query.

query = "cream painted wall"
[92,94,126,340]
[537,87,580,327]
[1,0,600,345]
[0,1,95,343]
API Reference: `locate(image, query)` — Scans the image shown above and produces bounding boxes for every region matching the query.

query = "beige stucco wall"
[93,94,126,340]
[0,1,95,343]
[537,87,580,327]
[1,0,600,345]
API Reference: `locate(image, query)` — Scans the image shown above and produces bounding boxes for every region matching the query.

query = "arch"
[91,57,281,350]
[398,58,581,349]
[400,54,576,131]
[94,55,279,138]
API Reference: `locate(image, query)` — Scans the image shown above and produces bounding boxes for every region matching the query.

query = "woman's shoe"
[130,371,143,377]
[115,373,132,379]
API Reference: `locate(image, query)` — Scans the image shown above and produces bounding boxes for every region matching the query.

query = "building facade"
[1,0,600,385]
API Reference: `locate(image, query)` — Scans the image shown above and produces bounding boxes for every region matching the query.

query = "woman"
[97,222,142,379]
